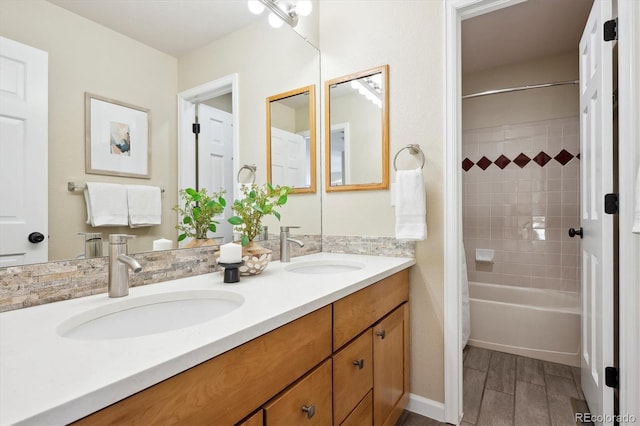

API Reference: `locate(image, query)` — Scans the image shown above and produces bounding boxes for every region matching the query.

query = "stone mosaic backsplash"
[0,234,413,312]
[322,235,415,258]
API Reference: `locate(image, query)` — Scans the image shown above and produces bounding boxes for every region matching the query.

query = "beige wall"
[463,52,580,129]
[0,0,178,259]
[178,20,321,235]
[320,1,446,403]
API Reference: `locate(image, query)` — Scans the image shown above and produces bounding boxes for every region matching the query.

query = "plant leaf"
[249,190,256,199]
[177,233,187,242]
[228,216,244,225]
[219,197,226,207]
[277,195,288,205]
[241,235,249,246]
[185,188,198,197]
[253,204,265,214]
[192,207,200,220]
[273,210,281,221]
[183,216,192,224]
[267,182,274,192]
[209,223,217,232]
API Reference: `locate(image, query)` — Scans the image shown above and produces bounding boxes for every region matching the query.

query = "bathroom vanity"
[0,253,413,425]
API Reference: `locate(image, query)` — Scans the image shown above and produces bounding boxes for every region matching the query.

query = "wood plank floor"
[396,347,590,426]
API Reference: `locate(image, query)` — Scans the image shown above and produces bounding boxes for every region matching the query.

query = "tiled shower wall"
[462,117,580,292]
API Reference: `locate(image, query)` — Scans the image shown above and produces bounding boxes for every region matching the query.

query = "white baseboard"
[407,393,446,423]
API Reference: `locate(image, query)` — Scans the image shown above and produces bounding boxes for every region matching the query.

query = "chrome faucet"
[280,226,304,263]
[108,234,142,298]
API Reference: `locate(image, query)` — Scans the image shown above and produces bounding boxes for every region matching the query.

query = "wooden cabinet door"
[333,329,373,425]
[264,359,332,426]
[373,303,409,426]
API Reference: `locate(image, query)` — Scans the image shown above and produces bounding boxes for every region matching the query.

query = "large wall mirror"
[266,85,316,193]
[324,65,389,192]
[0,0,320,267]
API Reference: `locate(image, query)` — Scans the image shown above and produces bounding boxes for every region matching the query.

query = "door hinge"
[604,193,618,214]
[604,19,617,41]
[192,123,201,134]
[605,366,619,388]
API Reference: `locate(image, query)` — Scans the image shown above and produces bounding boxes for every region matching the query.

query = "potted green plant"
[226,183,292,274]
[173,187,226,247]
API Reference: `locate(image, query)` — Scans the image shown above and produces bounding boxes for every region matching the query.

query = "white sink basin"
[57,290,244,340]
[284,260,365,274]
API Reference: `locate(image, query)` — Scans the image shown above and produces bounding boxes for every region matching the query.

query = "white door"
[0,37,48,267]
[197,104,233,243]
[578,1,614,422]
[270,127,306,187]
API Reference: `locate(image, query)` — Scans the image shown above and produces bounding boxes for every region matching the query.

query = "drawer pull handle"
[353,359,365,369]
[376,330,386,339]
[301,404,316,419]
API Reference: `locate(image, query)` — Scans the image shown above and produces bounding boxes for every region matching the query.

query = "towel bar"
[67,182,165,193]
[393,144,425,171]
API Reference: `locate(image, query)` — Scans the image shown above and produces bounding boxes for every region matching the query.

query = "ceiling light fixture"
[248,0,312,28]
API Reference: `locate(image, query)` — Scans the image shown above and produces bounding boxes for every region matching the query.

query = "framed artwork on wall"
[85,93,151,178]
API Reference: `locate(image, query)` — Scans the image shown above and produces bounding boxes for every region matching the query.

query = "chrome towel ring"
[237,164,257,184]
[393,144,425,171]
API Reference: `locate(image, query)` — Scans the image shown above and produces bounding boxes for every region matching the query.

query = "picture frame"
[85,93,151,178]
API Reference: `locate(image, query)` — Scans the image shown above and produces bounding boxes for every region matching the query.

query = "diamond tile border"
[462,150,579,172]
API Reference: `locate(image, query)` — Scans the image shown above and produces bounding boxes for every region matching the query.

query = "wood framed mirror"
[266,85,317,194]
[324,65,389,192]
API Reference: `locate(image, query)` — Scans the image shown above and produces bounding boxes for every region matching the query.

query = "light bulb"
[268,12,284,28]
[247,0,264,14]
[296,0,312,16]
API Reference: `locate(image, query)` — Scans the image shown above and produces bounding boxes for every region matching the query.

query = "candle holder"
[218,261,245,283]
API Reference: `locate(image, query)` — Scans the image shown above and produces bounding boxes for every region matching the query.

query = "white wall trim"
[444,1,534,424]
[407,393,446,423]
[616,1,640,423]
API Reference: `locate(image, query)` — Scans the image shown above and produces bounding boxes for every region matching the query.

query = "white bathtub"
[468,281,581,367]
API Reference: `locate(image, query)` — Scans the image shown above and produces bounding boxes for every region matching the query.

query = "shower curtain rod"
[462,79,579,100]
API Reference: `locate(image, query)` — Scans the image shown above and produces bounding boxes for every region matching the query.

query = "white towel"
[633,166,640,234]
[84,183,128,227]
[395,168,427,240]
[126,185,162,227]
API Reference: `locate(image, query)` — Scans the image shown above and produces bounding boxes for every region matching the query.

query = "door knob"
[353,359,365,369]
[568,227,583,238]
[375,330,386,339]
[28,232,45,243]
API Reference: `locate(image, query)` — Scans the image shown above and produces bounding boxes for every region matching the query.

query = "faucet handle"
[280,226,301,233]
[109,234,136,244]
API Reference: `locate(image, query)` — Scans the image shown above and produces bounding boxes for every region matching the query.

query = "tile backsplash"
[0,234,412,312]
[462,117,580,292]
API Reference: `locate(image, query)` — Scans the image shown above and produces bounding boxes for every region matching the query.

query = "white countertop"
[0,252,414,425]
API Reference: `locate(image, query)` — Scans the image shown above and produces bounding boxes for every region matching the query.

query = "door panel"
[197,104,233,243]
[578,1,614,422]
[0,37,48,266]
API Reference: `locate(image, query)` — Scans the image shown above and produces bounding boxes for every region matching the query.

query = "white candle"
[152,238,172,251]
[219,242,242,263]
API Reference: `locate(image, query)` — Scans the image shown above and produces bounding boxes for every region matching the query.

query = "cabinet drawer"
[74,306,332,426]
[340,390,373,426]
[333,269,408,350]
[264,359,333,425]
[333,329,373,425]
[237,410,263,426]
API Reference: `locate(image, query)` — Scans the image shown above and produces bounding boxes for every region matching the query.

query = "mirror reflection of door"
[267,85,316,193]
[196,101,234,243]
[325,65,389,192]
[329,123,349,185]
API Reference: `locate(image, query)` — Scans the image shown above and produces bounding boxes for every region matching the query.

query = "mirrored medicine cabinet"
[324,64,389,192]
